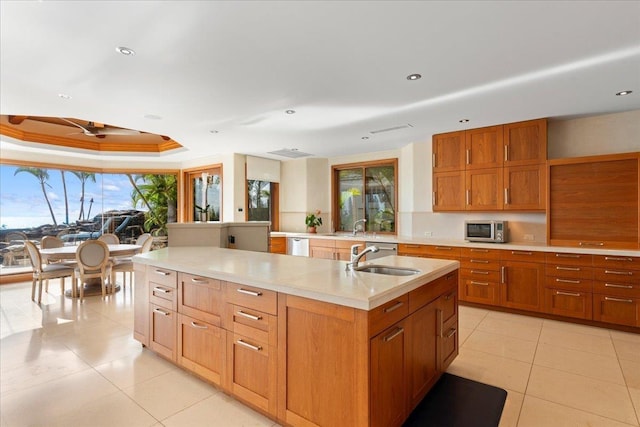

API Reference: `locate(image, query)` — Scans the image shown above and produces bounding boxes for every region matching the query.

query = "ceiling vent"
[267,148,313,159]
[369,123,414,134]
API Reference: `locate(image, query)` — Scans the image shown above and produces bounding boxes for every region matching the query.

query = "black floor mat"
[403,373,507,427]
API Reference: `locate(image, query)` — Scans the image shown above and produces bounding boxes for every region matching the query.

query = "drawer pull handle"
[555,279,580,284]
[556,266,580,271]
[444,292,455,300]
[555,253,581,258]
[604,283,633,289]
[445,328,457,338]
[501,266,506,284]
[190,321,208,329]
[383,327,404,342]
[237,288,263,297]
[579,242,604,247]
[432,191,436,206]
[435,246,452,250]
[153,308,170,316]
[504,188,509,205]
[237,310,262,321]
[446,273,456,280]
[470,259,489,264]
[191,277,208,284]
[470,270,489,275]
[466,189,470,206]
[556,291,581,297]
[154,270,171,276]
[605,270,633,276]
[471,281,489,286]
[604,256,633,262]
[153,287,171,294]
[604,296,633,303]
[470,249,489,253]
[384,301,404,313]
[466,149,470,165]
[237,339,262,352]
[511,251,533,256]
[504,144,509,161]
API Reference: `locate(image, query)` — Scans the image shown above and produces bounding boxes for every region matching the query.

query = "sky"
[0,165,141,229]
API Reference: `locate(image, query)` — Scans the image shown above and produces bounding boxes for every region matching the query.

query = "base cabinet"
[133,263,148,346]
[177,314,225,385]
[149,303,177,361]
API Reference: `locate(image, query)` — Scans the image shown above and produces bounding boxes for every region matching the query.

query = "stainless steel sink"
[353,264,420,276]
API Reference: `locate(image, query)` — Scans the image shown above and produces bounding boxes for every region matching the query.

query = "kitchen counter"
[271,232,640,257]
[133,246,458,310]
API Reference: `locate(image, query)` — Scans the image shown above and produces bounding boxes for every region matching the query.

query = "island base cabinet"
[149,303,176,361]
[177,314,225,386]
[133,264,148,346]
[406,302,438,412]
[226,332,277,417]
[593,295,640,327]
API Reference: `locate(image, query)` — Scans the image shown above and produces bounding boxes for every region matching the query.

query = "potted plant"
[305,210,322,233]
[195,204,210,222]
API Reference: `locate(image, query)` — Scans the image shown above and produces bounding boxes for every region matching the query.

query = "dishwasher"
[287,237,310,257]
[364,242,397,260]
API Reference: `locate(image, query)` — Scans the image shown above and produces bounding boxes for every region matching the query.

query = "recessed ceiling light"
[115,46,135,56]
[285,109,296,114]
[209,130,219,134]
[616,90,633,96]
[459,119,470,123]
[361,136,370,140]
[58,93,72,99]
[144,114,162,120]
[406,73,422,81]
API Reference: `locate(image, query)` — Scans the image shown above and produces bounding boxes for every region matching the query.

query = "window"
[183,165,222,222]
[333,159,397,234]
[246,180,279,229]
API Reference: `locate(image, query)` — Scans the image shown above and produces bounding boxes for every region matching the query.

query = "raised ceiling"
[0,1,638,163]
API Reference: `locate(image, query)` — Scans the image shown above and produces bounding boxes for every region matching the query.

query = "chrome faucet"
[352,218,367,236]
[347,245,379,271]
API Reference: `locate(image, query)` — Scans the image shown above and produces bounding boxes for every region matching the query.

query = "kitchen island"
[133,246,459,427]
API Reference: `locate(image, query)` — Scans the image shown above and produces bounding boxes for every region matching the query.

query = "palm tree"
[128,173,177,234]
[60,170,69,224]
[71,172,96,220]
[14,167,57,226]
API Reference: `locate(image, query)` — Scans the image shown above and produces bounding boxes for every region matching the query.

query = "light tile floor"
[1,279,639,427]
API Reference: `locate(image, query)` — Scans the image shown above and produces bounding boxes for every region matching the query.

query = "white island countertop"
[133,246,459,310]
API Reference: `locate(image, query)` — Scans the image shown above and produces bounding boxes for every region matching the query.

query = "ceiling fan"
[60,117,141,137]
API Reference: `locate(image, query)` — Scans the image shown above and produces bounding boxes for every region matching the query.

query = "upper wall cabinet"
[548,152,639,249]
[432,118,547,212]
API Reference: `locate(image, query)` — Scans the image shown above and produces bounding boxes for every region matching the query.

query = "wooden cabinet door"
[371,319,408,427]
[465,125,503,170]
[501,261,545,312]
[433,171,465,211]
[466,168,503,210]
[593,295,640,327]
[503,164,546,211]
[503,119,547,166]
[178,314,225,386]
[433,131,465,172]
[269,236,286,254]
[178,274,223,326]
[406,301,438,411]
[149,304,177,361]
[133,263,148,346]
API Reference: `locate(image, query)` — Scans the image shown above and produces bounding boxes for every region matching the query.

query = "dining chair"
[75,240,112,300]
[40,235,77,292]
[98,233,120,244]
[24,240,76,302]
[111,233,152,289]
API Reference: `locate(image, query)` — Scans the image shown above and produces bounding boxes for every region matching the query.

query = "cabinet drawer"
[593,268,639,285]
[226,282,277,315]
[545,265,593,280]
[227,303,277,345]
[501,250,545,263]
[409,271,458,313]
[545,252,593,266]
[593,281,640,298]
[544,277,593,292]
[309,238,335,248]
[461,268,501,283]
[460,279,500,306]
[440,319,458,371]
[440,289,457,325]
[369,294,409,338]
[460,247,502,260]
[269,237,286,254]
[398,244,427,257]
[150,282,178,311]
[593,255,640,270]
[147,266,178,288]
[423,245,461,258]
[461,258,501,271]
[593,294,640,327]
[178,273,224,326]
[544,288,592,320]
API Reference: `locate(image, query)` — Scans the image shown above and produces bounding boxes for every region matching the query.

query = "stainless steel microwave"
[464,220,508,243]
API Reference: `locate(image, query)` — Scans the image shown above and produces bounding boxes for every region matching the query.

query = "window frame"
[181,164,223,223]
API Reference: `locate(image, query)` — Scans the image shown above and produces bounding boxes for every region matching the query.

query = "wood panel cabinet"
[544,252,593,320]
[460,247,502,306]
[548,152,640,249]
[503,119,547,166]
[432,131,465,172]
[133,263,148,346]
[500,250,545,312]
[503,164,546,211]
[465,125,503,170]
[269,236,286,254]
[432,171,465,211]
[466,168,503,210]
[592,255,640,326]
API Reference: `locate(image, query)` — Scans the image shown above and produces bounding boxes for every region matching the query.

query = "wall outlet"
[424,231,433,237]
[524,234,535,241]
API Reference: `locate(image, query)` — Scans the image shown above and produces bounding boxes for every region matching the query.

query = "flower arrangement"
[305,210,323,230]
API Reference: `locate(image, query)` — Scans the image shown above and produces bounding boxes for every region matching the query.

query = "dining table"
[40,243,141,297]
